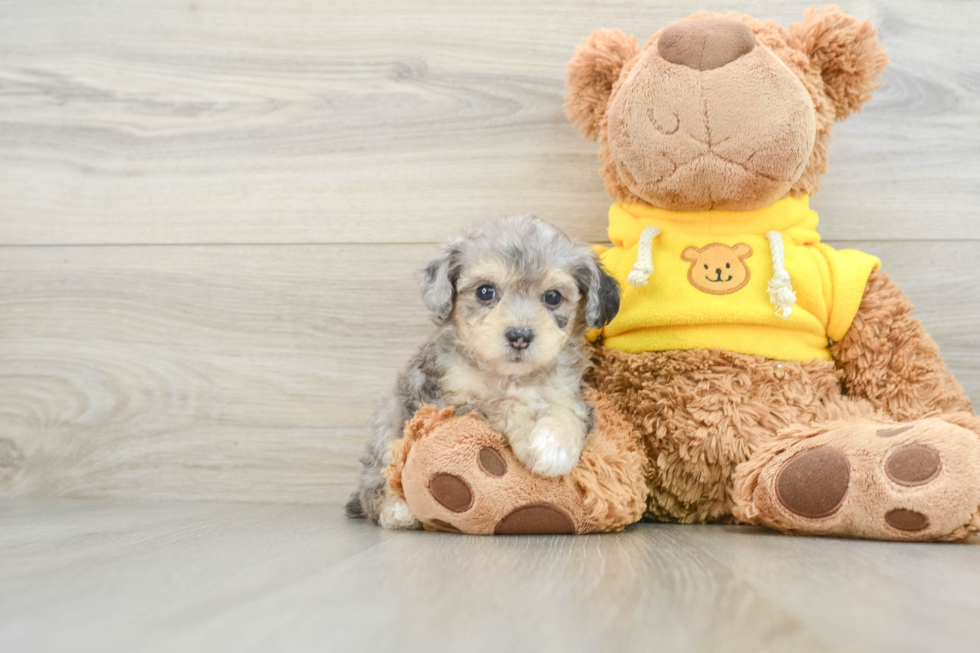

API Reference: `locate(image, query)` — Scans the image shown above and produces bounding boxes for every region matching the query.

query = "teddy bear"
[384,7,980,541]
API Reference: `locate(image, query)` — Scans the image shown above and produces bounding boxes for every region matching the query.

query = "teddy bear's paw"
[420,444,577,535]
[396,415,588,535]
[743,418,980,541]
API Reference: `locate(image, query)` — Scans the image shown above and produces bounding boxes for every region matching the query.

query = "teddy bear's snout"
[657,17,756,71]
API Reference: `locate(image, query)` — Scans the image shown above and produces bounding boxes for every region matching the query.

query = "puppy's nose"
[657,17,756,71]
[505,327,534,350]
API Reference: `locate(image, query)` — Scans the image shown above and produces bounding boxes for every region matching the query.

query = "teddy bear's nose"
[657,17,756,71]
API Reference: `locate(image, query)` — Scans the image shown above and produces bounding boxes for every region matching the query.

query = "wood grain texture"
[0,244,433,502]
[1,0,979,503]
[0,0,979,245]
[0,500,976,653]
[1,240,978,502]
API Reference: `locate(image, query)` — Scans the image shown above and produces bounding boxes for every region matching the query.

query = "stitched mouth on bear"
[707,272,733,283]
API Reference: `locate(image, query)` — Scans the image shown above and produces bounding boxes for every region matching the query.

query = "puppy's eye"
[476,284,496,302]
[543,290,562,307]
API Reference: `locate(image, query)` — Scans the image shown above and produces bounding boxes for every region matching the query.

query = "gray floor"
[1,500,978,653]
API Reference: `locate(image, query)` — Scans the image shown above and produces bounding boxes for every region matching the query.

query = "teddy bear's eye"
[726,263,731,268]
[704,264,709,269]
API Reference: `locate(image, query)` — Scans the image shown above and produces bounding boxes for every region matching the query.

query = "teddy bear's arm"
[830,269,972,420]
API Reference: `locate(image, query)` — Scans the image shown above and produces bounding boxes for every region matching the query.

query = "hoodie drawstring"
[627,226,661,287]
[765,230,797,319]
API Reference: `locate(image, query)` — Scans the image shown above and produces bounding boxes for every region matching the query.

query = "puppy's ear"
[565,29,640,140]
[789,6,888,121]
[575,254,621,329]
[419,244,460,324]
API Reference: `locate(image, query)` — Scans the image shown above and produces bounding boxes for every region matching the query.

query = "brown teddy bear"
[386,7,980,541]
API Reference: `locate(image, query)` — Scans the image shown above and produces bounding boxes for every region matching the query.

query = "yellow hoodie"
[590,196,880,362]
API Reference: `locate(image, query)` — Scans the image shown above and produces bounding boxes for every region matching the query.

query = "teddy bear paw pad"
[775,446,850,519]
[424,519,463,534]
[884,444,941,486]
[748,418,980,541]
[477,447,507,477]
[493,503,576,535]
[428,473,474,512]
[884,508,929,532]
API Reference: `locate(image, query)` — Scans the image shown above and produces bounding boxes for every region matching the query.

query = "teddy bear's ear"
[789,6,889,121]
[733,244,753,259]
[681,246,701,262]
[565,29,640,140]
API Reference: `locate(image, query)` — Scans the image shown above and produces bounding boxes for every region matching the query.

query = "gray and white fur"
[344,215,620,529]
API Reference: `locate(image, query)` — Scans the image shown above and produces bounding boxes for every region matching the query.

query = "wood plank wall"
[1,0,978,503]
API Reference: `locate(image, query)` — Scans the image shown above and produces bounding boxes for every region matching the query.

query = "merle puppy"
[346,216,620,529]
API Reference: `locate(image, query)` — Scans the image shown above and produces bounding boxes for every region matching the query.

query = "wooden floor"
[0,499,976,653]
[2,2,980,650]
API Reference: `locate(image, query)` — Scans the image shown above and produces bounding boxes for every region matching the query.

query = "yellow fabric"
[590,196,880,362]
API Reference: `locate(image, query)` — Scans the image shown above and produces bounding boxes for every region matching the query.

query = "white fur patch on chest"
[441,361,550,413]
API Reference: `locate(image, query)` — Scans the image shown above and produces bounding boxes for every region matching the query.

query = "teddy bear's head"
[565,6,888,211]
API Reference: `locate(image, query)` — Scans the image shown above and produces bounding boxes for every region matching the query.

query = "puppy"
[345,215,620,529]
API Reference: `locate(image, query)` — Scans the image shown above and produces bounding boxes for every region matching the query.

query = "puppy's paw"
[378,497,422,530]
[521,425,584,477]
